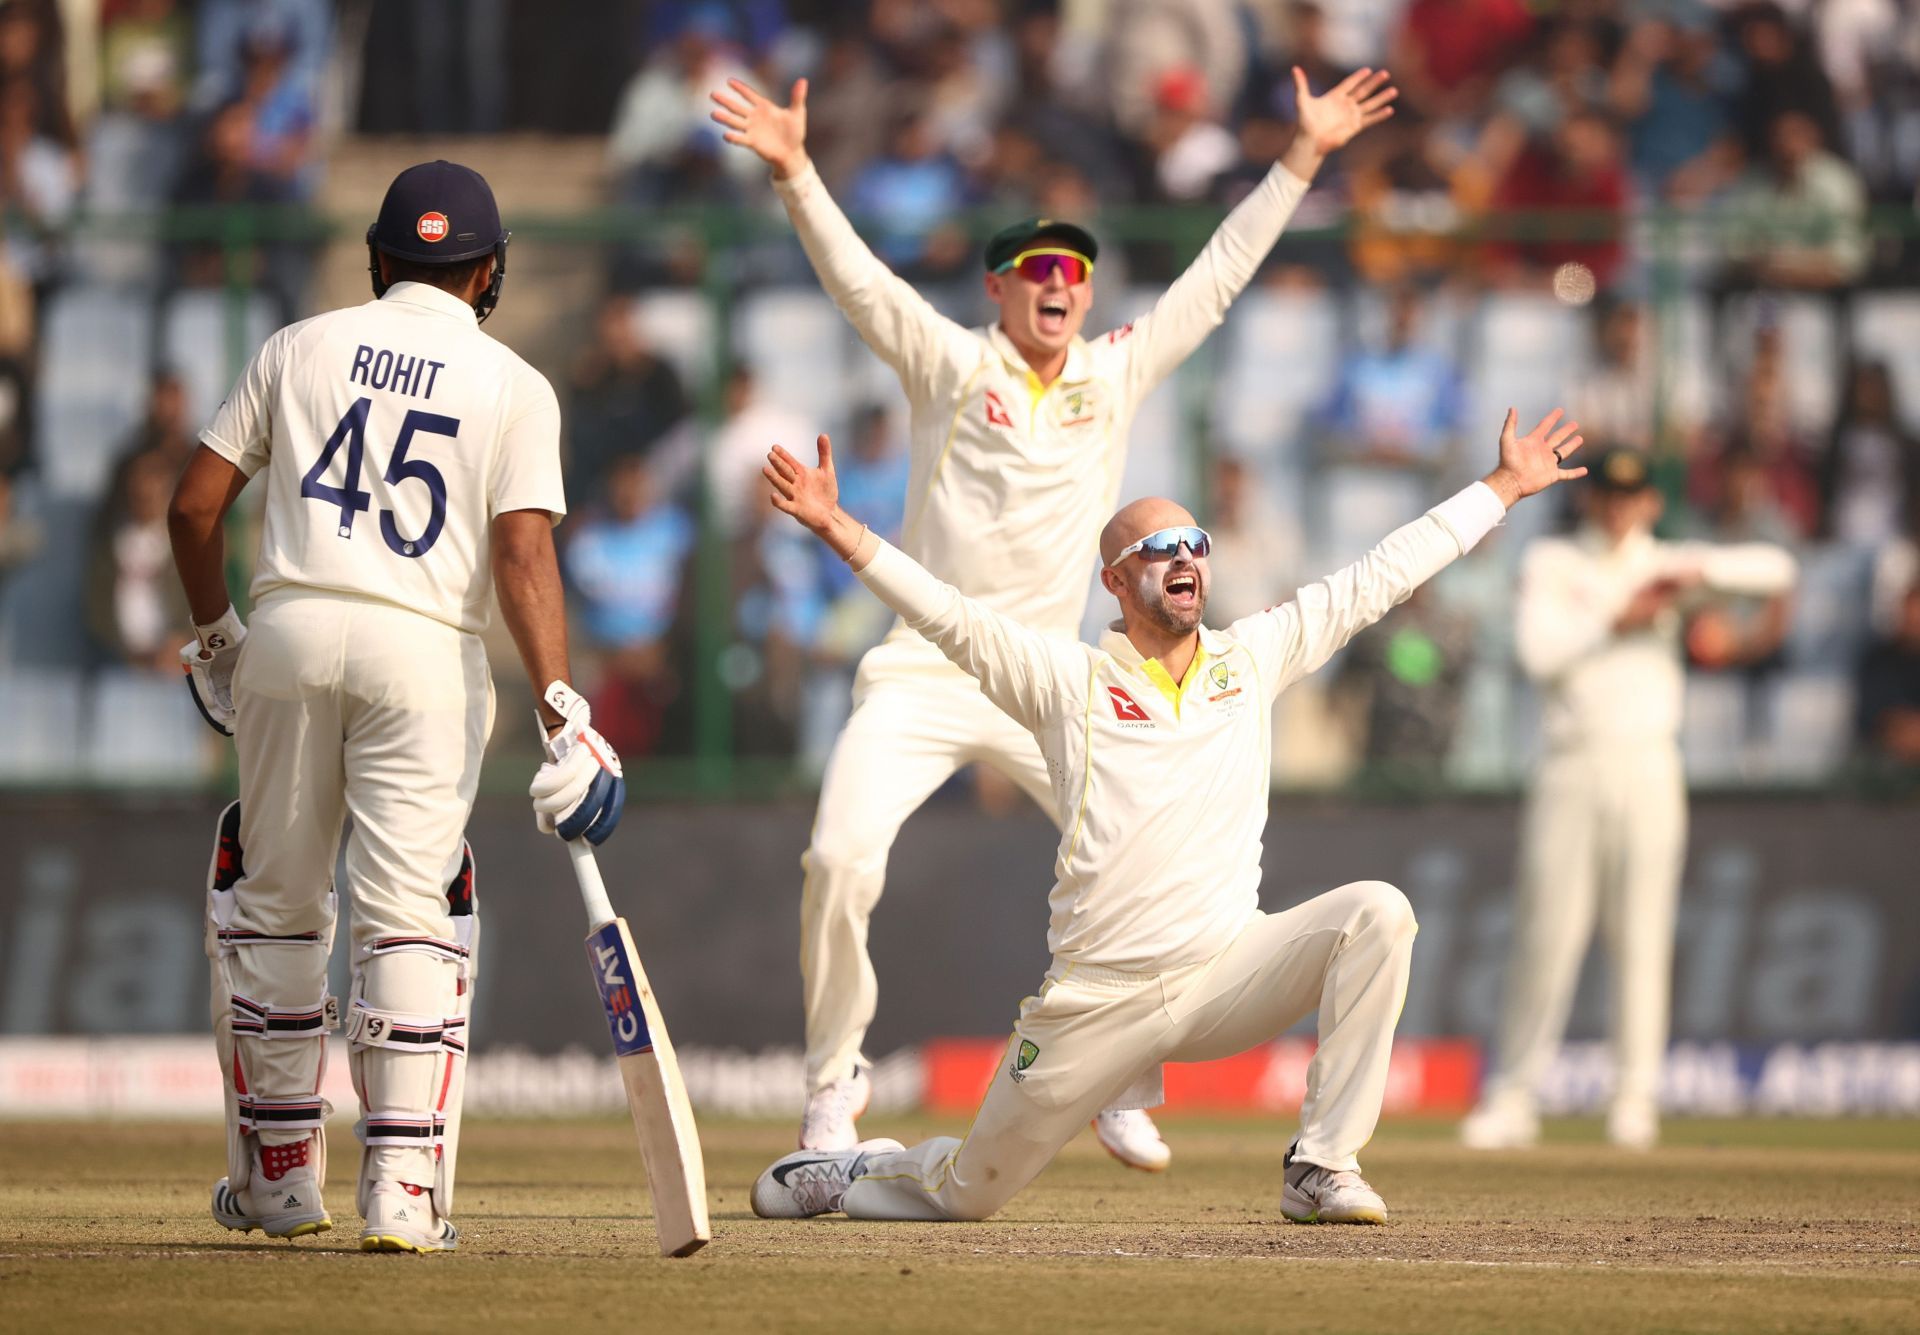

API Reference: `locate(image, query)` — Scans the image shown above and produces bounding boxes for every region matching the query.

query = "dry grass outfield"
[1,1115,1915,1334]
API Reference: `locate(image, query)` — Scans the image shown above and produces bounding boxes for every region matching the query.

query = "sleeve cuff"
[198,429,262,478]
[1429,481,1507,554]
[771,161,820,202]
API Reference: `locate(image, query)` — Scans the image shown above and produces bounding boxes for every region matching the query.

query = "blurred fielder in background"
[711,66,1397,1167]
[749,406,1586,1225]
[167,161,626,1252]
[1462,449,1797,1151]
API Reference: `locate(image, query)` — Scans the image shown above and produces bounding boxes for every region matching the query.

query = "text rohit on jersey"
[350,344,446,399]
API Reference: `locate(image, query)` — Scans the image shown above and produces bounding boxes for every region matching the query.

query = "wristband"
[195,606,245,655]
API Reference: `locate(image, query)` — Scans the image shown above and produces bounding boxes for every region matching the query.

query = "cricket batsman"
[1461,448,1796,1151]
[711,66,1398,1165]
[167,161,627,1251]
[748,405,1587,1224]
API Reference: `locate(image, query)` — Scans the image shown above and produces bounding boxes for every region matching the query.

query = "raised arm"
[1118,68,1398,404]
[712,79,976,396]
[1240,408,1587,692]
[765,434,1079,731]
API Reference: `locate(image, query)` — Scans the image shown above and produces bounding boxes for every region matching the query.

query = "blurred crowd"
[2,0,1918,789]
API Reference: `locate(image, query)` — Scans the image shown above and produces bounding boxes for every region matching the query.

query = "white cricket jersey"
[200,281,567,635]
[855,483,1507,971]
[1515,527,1797,750]
[775,160,1308,687]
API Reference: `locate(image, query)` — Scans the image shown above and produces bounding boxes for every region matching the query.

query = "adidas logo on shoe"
[282,1195,302,1208]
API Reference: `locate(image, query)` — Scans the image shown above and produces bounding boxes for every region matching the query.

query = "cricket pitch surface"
[3,1116,1914,1333]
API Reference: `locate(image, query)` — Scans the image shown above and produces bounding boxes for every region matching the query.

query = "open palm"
[1496,408,1587,500]
[1294,67,1397,154]
[710,78,809,178]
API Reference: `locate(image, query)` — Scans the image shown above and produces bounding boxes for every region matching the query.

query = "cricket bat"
[569,840,711,1257]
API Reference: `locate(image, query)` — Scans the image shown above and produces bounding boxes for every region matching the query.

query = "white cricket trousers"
[229,589,495,948]
[1481,741,1687,1115]
[843,880,1417,1221]
[801,674,1053,1090]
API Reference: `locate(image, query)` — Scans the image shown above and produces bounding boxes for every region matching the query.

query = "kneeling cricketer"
[751,407,1585,1224]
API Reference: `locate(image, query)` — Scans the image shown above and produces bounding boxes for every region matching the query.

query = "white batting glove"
[529,681,626,845]
[179,606,247,736]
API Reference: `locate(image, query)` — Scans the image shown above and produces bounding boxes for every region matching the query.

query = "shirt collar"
[381,280,480,326]
[987,322,1091,387]
[1098,622,1230,674]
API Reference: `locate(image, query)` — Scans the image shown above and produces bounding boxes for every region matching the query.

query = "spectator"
[1338,582,1475,786]
[1344,110,1468,287]
[84,446,188,671]
[1146,65,1238,202]
[1728,1,1840,164]
[844,105,971,273]
[1202,454,1300,625]
[801,26,892,192]
[1691,334,1822,539]
[1608,9,1742,204]
[1855,582,1920,768]
[567,298,692,504]
[1317,285,1468,529]
[709,362,815,541]
[1485,107,1631,292]
[1006,3,1130,200]
[1569,298,1671,457]
[1106,0,1248,139]
[1820,360,1920,549]
[762,404,909,772]
[606,7,754,206]
[0,0,75,148]
[233,23,318,200]
[100,0,192,121]
[1474,18,1611,194]
[564,452,696,757]
[1388,0,1534,123]
[100,370,195,522]
[1721,109,1869,292]
[190,0,330,113]
[0,77,79,300]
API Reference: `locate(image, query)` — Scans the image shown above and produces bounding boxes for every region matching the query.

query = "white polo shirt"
[200,281,567,635]
[775,160,1310,688]
[855,483,1508,971]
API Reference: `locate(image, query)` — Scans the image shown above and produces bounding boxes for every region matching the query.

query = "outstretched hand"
[1292,66,1397,156]
[710,77,809,179]
[766,434,872,562]
[1484,408,1587,508]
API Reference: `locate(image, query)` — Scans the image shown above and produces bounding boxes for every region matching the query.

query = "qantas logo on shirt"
[1107,686,1152,723]
[984,389,1013,429]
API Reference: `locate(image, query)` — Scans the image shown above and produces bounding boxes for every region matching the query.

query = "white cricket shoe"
[1460,1095,1541,1150]
[211,1140,330,1239]
[751,1137,904,1219]
[798,1066,872,1151]
[360,1182,458,1253]
[1606,1099,1659,1151]
[1092,1108,1172,1172]
[1281,1140,1388,1225]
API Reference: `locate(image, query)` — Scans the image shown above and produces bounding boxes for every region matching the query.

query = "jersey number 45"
[300,396,456,558]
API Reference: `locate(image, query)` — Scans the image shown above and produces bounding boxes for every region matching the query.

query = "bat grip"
[567,839,617,930]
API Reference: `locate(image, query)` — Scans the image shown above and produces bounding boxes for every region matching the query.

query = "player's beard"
[1138,570,1205,637]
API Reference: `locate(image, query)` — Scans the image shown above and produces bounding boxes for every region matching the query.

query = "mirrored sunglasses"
[994,247,1094,284]
[1107,525,1211,566]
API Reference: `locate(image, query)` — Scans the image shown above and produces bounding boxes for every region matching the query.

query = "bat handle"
[567,839,617,931]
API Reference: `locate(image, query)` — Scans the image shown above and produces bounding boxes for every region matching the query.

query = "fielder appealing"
[710,68,1398,1164]
[749,407,1586,1224]
[1461,449,1796,1151]
[168,161,627,1252]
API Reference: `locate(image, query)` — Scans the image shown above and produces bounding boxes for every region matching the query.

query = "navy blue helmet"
[366,160,510,322]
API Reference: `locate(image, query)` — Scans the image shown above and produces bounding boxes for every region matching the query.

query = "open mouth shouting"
[1036,295,1071,338]
[1163,568,1200,612]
